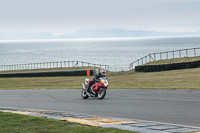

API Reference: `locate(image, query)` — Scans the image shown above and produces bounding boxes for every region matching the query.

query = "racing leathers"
[87,72,106,92]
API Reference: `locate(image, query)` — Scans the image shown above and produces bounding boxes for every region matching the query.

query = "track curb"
[0,107,200,133]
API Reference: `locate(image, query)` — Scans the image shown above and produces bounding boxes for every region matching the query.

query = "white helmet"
[100,69,106,76]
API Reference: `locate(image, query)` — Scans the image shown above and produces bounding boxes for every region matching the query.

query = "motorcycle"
[81,77,108,99]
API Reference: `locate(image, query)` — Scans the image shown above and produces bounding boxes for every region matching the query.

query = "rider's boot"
[87,84,91,92]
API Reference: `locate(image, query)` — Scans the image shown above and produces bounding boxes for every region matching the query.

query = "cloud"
[0,0,200,34]
[132,1,200,12]
[155,1,200,12]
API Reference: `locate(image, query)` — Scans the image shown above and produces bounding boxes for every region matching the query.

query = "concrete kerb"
[0,107,200,133]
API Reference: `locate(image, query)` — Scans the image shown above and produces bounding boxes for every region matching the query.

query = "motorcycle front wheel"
[98,88,106,99]
[81,89,89,99]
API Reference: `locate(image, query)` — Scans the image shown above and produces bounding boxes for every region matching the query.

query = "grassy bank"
[0,67,200,90]
[144,56,200,66]
[0,112,136,133]
[1,56,200,90]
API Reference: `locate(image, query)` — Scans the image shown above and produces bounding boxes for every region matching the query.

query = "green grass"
[0,67,200,90]
[0,112,137,133]
[1,57,200,90]
[109,68,200,89]
[144,56,200,66]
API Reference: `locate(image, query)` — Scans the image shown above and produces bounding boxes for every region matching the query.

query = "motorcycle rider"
[87,69,106,93]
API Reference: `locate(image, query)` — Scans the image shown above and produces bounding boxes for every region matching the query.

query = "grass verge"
[1,56,200,90]
[0,112,137,133]
[0,67,200,90]
[144,56,200,66]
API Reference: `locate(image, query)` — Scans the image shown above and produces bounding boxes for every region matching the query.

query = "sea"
[0,36,200,70]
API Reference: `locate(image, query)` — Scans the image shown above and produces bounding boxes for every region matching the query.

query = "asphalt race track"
[0,89,199,127]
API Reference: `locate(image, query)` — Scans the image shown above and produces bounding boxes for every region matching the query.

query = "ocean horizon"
[1,35,200,42]
[1,36,200,70]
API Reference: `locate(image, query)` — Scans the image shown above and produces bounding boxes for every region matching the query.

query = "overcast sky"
[1,0,200,35]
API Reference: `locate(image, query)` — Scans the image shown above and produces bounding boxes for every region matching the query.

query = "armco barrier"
[135,60,200,72]
[0,69,97,78]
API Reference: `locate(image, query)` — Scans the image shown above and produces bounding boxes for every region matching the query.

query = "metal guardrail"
[129,47,200,70]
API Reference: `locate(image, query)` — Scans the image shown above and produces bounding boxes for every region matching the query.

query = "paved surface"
[0,89,200,128]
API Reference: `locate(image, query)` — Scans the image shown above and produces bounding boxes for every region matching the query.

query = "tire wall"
[135,60,200,72]
[0,69,97,78]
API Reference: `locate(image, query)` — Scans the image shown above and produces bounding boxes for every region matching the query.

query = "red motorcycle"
[81,77,108,99]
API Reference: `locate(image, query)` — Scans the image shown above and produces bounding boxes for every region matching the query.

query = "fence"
[0,60,131,72]
[0,61,110,72]
[129,47,200,70]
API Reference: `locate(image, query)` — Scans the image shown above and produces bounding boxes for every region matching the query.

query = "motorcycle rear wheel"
[81,89,89,99]
[98,88,106,99]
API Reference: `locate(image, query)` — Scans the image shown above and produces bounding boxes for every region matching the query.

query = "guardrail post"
[194,48,196,57]
[63,61,65,68]
[179,50,181,58]
[160,53,162,60]
[141,58,143,65]
[149,54,151,62]
[186,49,188,57]
[60,61,62,68]
[145,56,147,63]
